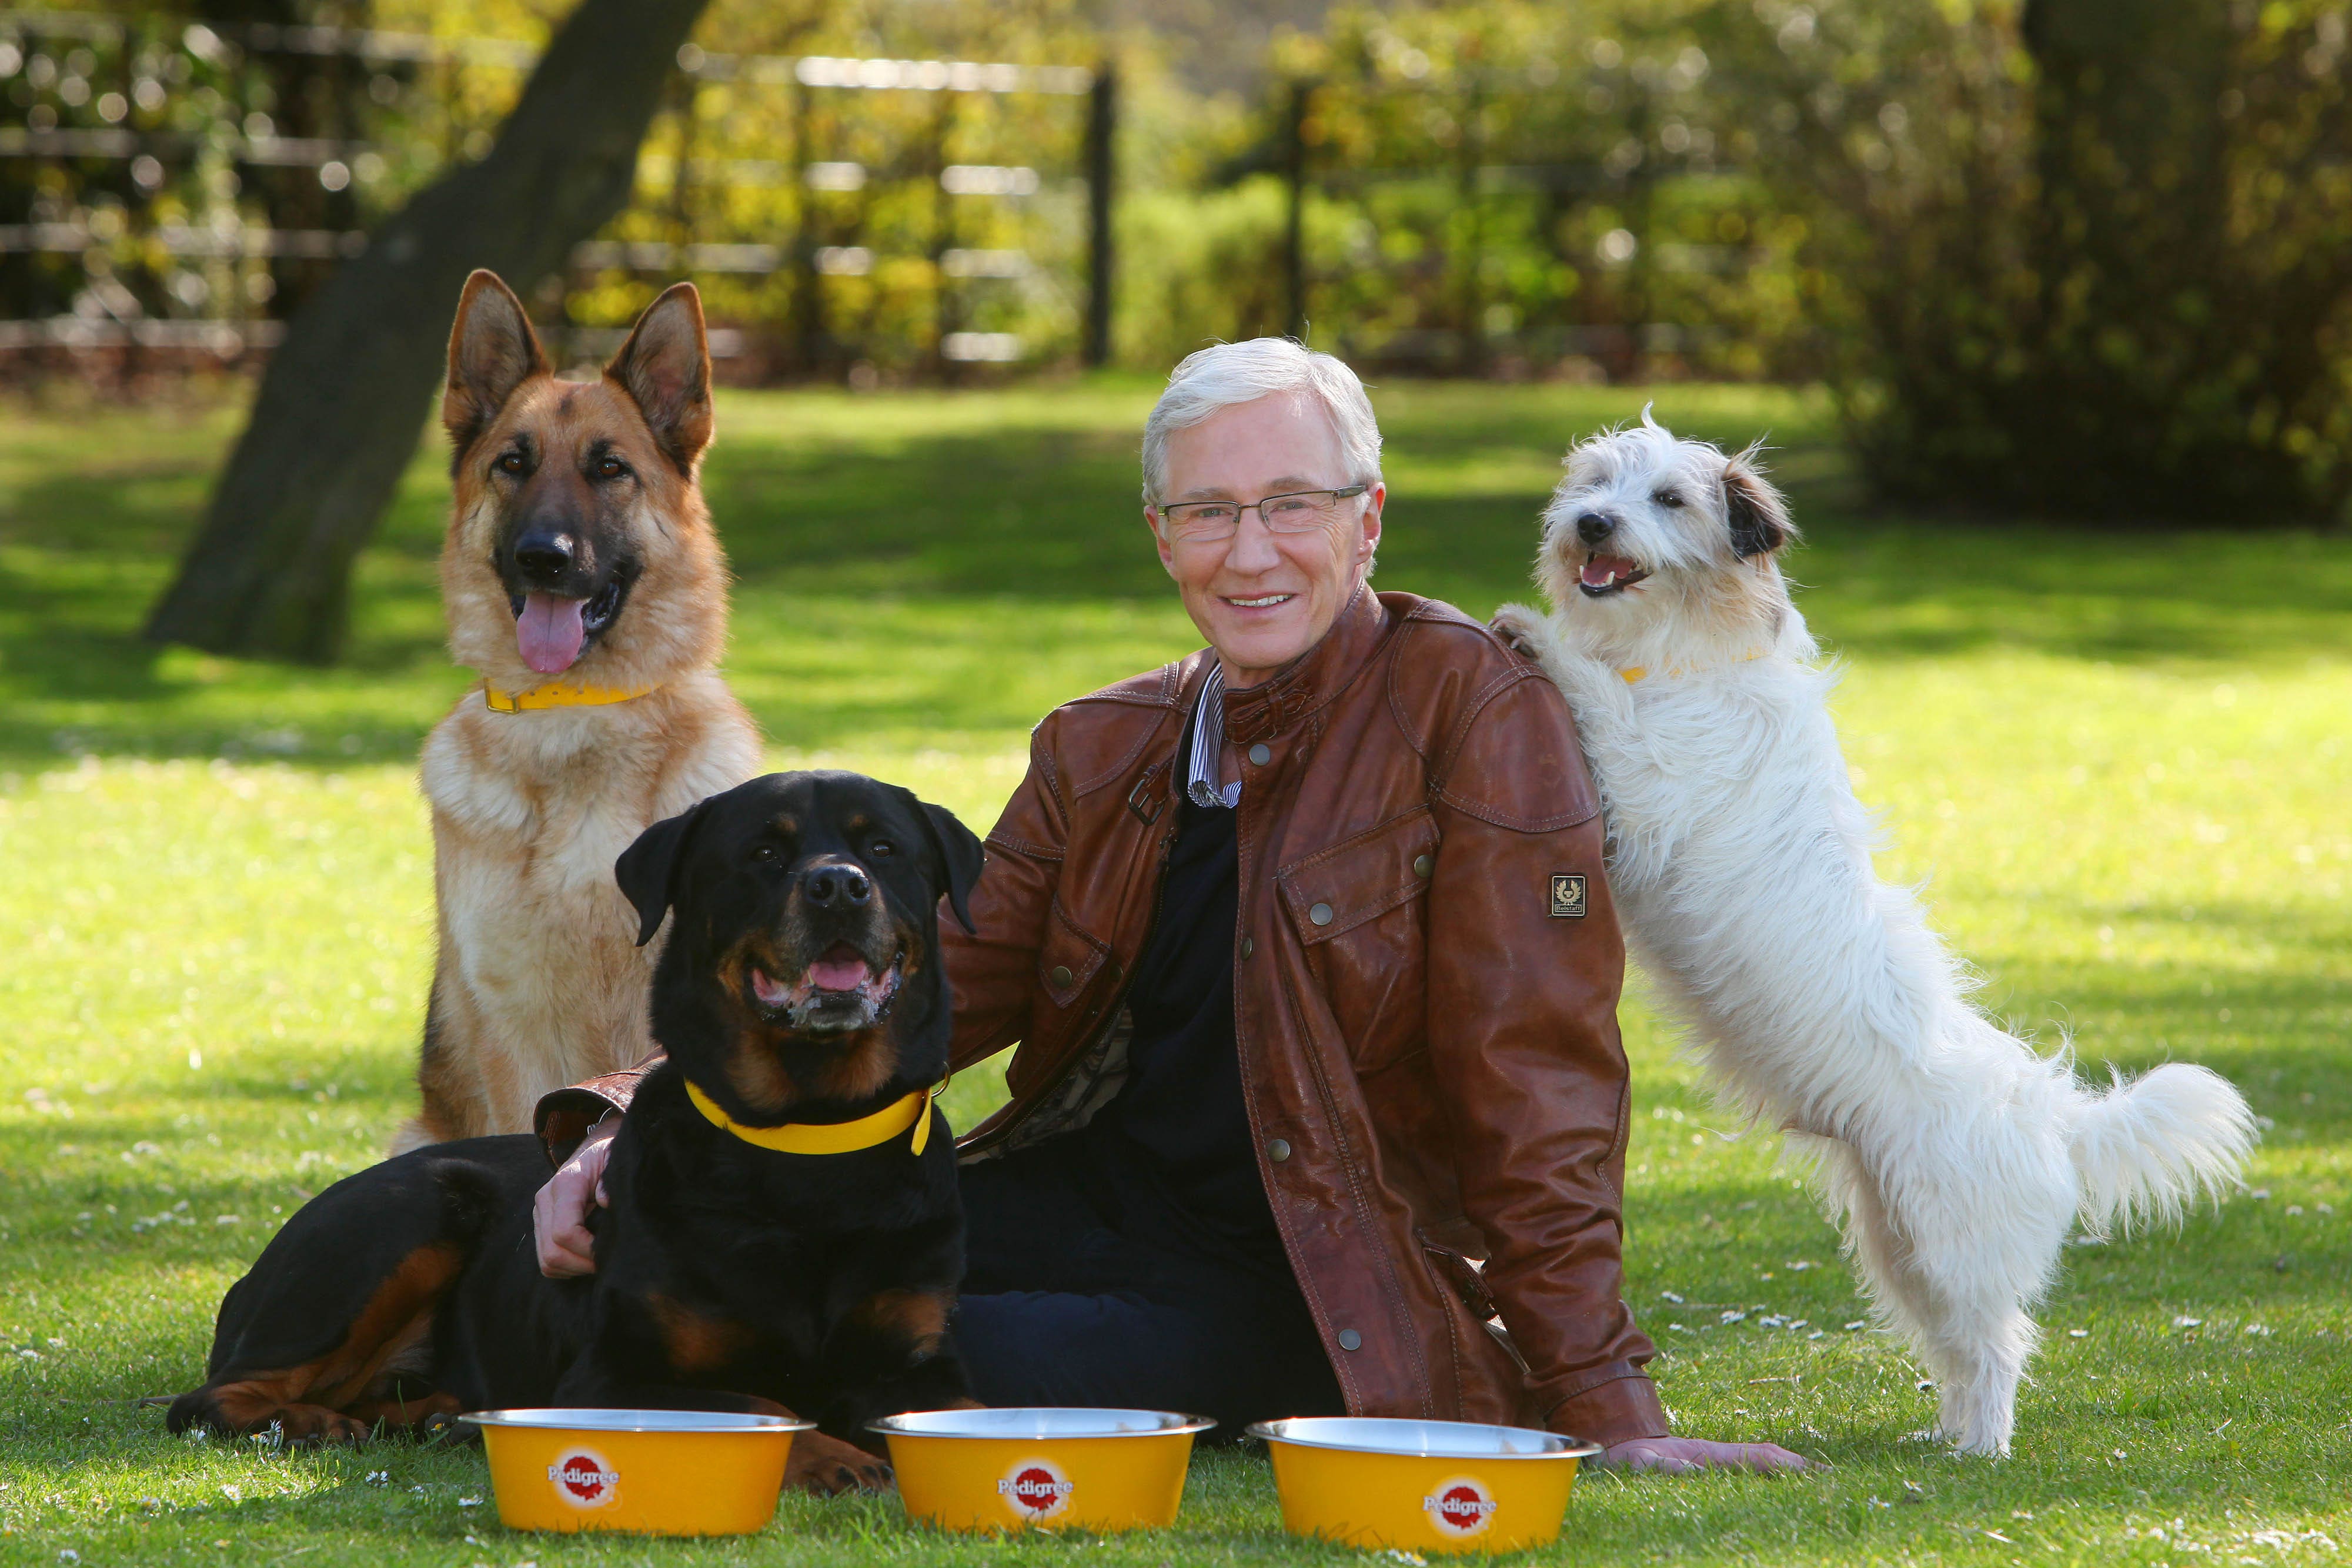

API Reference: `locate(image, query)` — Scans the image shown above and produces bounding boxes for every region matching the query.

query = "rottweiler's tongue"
[516,592,586,674]
[808,944,871,992]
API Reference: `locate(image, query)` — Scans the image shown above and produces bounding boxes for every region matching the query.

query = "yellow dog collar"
[685,1078,938,1156]
[1618,649,1771,684]
[482,678,660,714]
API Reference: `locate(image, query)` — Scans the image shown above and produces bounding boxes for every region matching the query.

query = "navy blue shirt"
[1077,786,1287,1276]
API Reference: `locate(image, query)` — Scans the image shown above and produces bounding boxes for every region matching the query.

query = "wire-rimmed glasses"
[1154,484,1370,544]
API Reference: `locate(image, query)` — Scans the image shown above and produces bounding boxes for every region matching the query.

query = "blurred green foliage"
[1707,0,2352,520]
[14,0,2352,517]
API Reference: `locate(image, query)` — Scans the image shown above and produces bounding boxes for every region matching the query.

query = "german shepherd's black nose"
[513,530,578,584]
[1576,511,1616,544]
[802,862,871,908]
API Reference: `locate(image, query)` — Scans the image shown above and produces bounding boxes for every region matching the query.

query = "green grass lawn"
[2,377,2348,1566]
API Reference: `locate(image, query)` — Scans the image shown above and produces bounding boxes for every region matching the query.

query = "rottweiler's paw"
[270,1407,372,1448]
[787,1432,894,1495]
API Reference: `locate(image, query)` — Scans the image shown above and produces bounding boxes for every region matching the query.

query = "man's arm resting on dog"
[533,1057,659,1278]
[1428,676,1810,1475]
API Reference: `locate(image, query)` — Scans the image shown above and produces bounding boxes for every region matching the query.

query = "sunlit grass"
[1,380,2347,1564]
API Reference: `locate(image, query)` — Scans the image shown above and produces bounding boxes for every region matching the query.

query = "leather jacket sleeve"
[943,722,1068,1072]
[535,1051,664,1166]
[1423,671,1668,1445]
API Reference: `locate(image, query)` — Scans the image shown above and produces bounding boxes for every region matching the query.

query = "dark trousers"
[954,1136,1345,1436]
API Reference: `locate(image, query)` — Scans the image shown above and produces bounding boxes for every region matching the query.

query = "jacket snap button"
[1337,1329,1362,1351]
[1413,853,1434,879]
[1240,937,1254,958]
[1050,965,1074,988]
[1309,902,1334,926]
[1248,742,1271,766]
[1267,1137,1291,1162]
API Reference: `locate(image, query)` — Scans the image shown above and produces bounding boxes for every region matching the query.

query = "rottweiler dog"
[168,771,986,1493]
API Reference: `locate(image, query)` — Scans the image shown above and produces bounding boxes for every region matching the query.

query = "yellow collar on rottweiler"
[684,1079,938,1156]
[481,678,661,714]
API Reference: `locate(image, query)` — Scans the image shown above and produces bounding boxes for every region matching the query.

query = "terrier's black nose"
[512,531,577,583]
[802,864,871,907]
[1576,511,1615,544]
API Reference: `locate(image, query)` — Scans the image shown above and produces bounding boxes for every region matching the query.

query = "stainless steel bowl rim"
[868,1406,1217,1439]
[1244,1415,1601,1460]
[460,1407,813,1433]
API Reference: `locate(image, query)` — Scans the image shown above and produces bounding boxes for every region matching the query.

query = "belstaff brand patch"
[1549,874,1588,918]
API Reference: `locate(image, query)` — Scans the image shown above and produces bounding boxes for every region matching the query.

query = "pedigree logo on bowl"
[547,1448,622,1509]
[997,1456,1075,1522]
[1422,1475,1499,1538]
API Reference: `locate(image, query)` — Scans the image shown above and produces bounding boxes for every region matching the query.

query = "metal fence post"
[1084,62,1116,369]
[1282,78,1311,342]
[789,77,824,377]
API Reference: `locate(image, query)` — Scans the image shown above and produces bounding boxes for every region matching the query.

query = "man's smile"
[1222,593,1296,610]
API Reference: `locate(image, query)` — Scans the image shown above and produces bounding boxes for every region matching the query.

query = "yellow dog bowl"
[870,1407,1214,1533]
[1247,1416,1601,1554]
[463,1408,811,1536]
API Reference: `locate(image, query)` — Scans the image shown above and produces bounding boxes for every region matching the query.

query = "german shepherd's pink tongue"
[516,592,586,674]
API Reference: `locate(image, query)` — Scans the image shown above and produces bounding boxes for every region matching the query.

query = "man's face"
[1149,393,1385,688]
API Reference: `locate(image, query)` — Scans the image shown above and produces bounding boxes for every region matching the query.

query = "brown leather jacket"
[538,588,1667,1446]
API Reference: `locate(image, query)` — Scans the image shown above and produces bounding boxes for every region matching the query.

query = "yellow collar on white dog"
[685,1078,938,1156]
[481,678,660,713]
[1617,649,1771,685]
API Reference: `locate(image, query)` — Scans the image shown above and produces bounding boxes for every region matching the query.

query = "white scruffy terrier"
[1491,413,2254,1457]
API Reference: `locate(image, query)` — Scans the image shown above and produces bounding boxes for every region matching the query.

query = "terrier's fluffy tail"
[2067,1062,2257,1236]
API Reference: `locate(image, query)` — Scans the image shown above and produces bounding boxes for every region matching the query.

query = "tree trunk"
[145,0,713,664]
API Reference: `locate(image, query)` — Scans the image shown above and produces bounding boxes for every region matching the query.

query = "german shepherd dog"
[397,271,762,1151]
[170,771,987,1493]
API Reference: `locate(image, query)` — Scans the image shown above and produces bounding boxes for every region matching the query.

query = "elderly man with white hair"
[530,339,1808,1474]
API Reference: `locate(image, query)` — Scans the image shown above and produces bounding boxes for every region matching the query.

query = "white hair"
[1141,337,1384,506]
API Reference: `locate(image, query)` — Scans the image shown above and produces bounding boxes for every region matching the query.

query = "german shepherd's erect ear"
[605,282,714,477]
[442,269,547,458]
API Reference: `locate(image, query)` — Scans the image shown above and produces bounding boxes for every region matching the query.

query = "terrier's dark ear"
[614,799,710,948]
[917,801,987,935]
[443,270,547,454]
[1723,457,1796,560]
[606,282,714,475]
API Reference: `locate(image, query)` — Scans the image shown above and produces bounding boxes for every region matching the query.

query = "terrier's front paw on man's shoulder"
[1489,603,1550,663]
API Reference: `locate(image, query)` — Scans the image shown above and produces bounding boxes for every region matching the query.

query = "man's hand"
[533,1121,617,1278]
[1598,1437,1815,1475]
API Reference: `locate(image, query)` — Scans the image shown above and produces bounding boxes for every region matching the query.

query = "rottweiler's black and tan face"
[617,773,984,1116]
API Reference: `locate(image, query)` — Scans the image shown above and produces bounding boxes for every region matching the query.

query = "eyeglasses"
[1154,484,1370,544]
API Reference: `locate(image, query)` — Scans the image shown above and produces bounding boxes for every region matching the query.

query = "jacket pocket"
[1276,806,1439,1072]
[1421,1235,1499,1321]
[1035,896,1112,1012]
[1005,899,1116,1101]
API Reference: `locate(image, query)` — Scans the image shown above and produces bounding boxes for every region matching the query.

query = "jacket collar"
[1222,584,1392,747]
